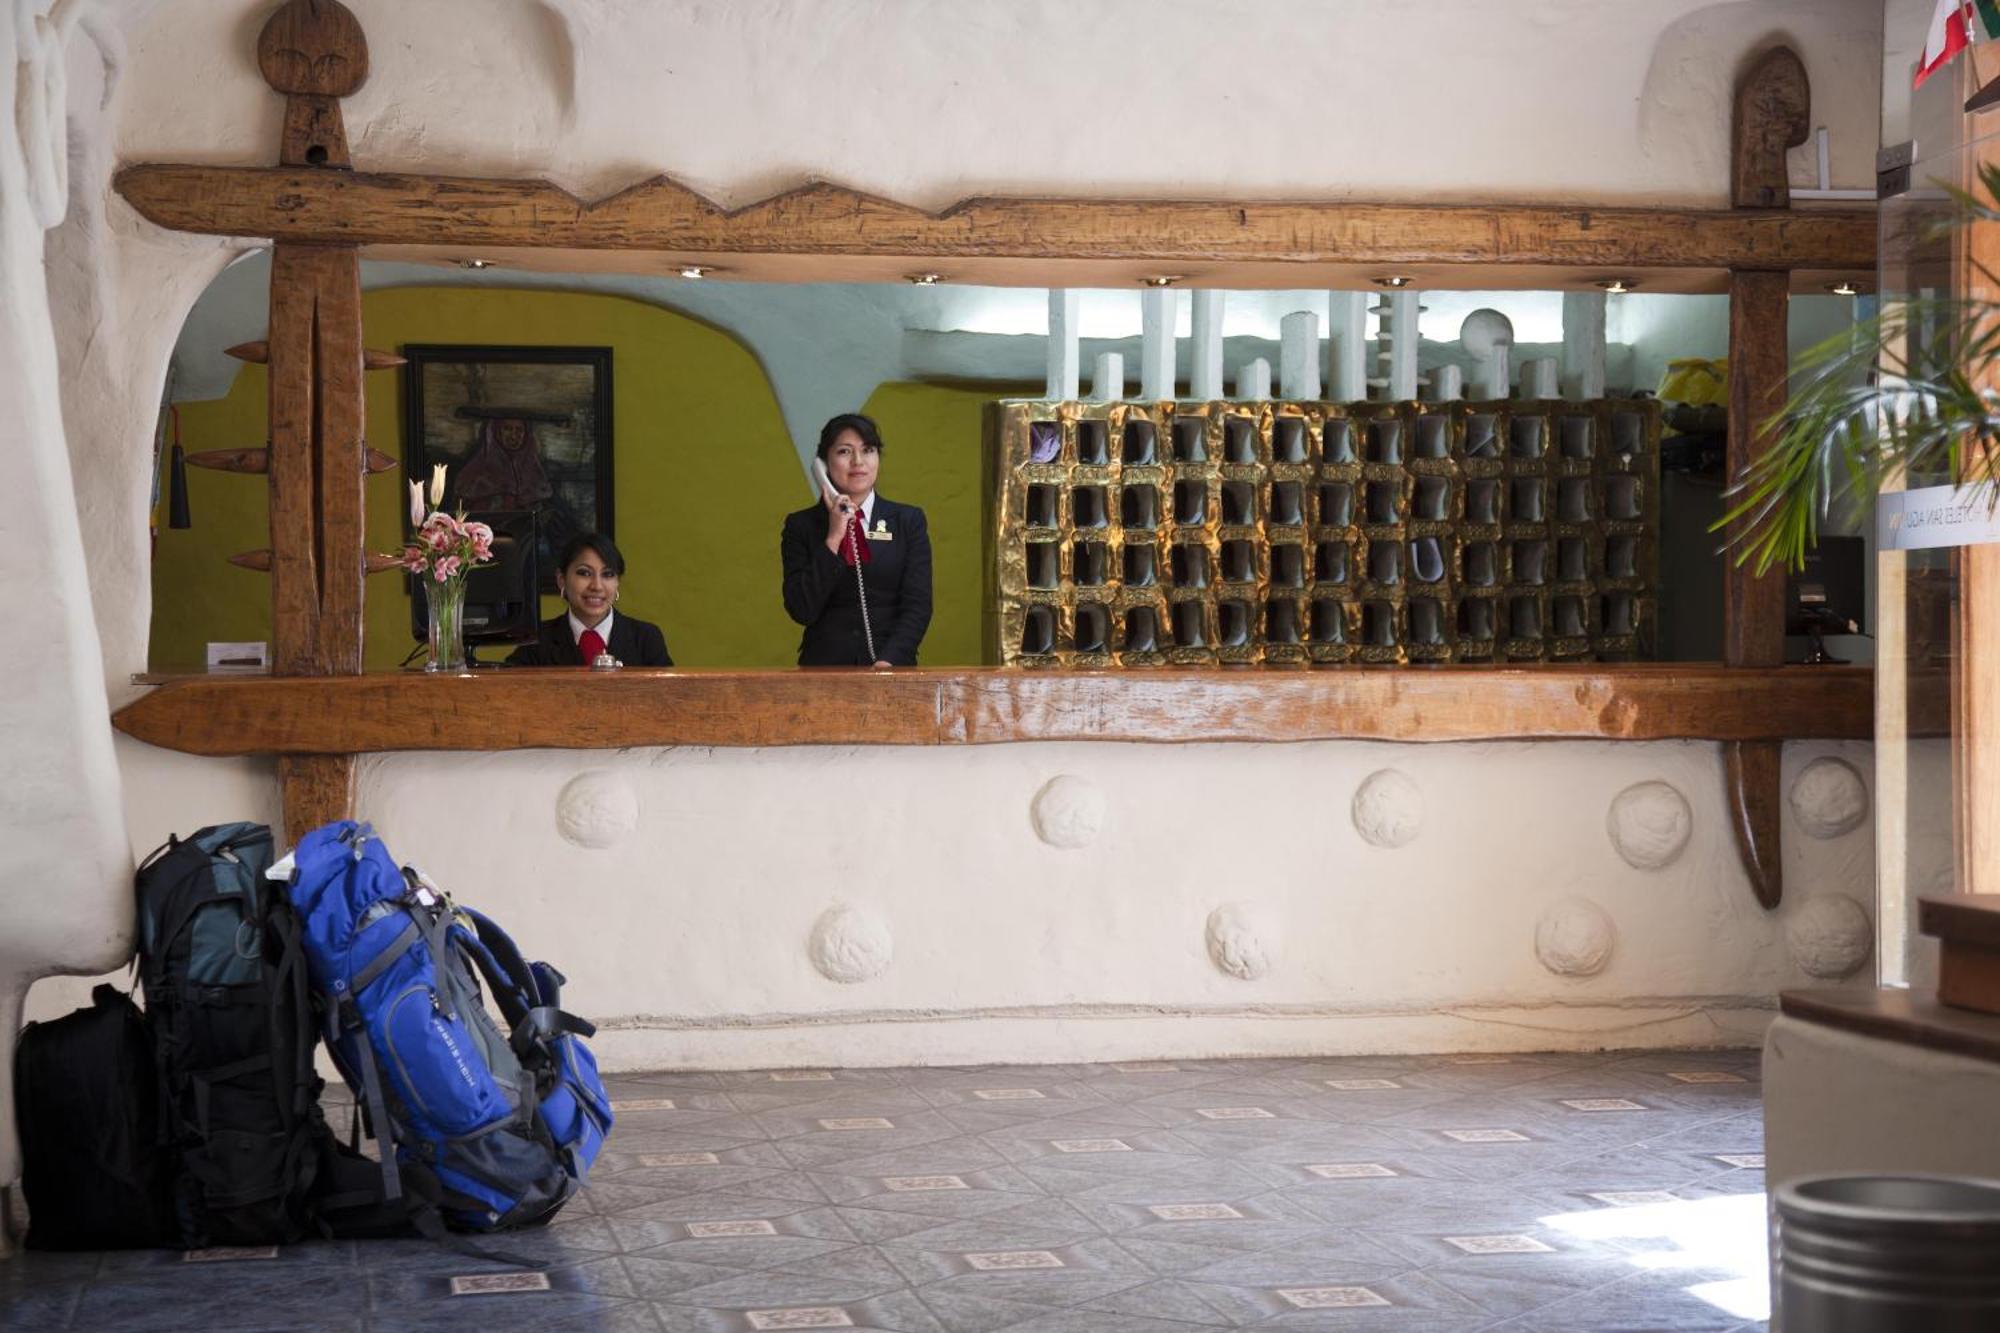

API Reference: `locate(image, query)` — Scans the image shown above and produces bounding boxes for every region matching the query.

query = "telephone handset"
[810,457,877,663]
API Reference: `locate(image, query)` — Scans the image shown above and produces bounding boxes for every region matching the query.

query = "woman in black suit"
[781,414,932,667]
[507,532,672,667]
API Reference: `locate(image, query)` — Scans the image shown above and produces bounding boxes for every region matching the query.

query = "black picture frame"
[401,344,614,594]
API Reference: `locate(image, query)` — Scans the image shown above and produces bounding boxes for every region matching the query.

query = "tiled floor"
[1,1048,1772,1331]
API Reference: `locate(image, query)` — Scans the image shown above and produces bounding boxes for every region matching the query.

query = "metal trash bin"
[1774,1174,2000,1331]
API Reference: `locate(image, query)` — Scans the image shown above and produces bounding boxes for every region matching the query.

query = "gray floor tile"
[0,1048,1771,1332]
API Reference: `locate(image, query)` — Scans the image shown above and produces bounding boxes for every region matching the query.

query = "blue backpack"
[286,821,611,1233]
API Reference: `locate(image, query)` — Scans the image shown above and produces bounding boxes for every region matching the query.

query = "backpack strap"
[454,910,597,1063]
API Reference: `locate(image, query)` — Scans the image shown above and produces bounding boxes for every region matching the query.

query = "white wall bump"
[554,770,640,849]
[1205,902,1277,981]
[1606,780,1692,869]
[809,904,894,984]
[1790,756,1870,839]
[1787,895,1873,980]
[1352,769,1422,848]
[1535,897,1617,977]
[1031,774,1106,849]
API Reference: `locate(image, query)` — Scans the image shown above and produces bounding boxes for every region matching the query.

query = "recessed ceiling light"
[1826,280,1861,296]
[678,265,711,280]
[1141,275,1180,287]
[1594,278,1635,294]
[457,259,492,270]
[1372,275,1413,289]
[907,272,943,286]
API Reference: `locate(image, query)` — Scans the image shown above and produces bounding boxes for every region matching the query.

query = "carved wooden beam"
[1722,46,1809,911]
[112,165,1876,273]
[249,0,373,840]
[1732,47,1811,208]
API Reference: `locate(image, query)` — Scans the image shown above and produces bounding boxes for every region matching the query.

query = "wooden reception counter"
[114,663,1874,756]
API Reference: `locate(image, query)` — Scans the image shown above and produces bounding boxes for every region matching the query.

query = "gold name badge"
[867,524,894,541]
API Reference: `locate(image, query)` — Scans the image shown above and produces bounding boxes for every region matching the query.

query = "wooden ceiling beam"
[113,165,1875,273]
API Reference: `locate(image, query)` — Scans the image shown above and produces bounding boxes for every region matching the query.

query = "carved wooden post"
[258,0,371,840]
[1724,46,1809,910]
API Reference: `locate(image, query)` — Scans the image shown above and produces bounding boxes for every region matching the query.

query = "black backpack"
[14,985,173,1249]
[135,822,329,1247]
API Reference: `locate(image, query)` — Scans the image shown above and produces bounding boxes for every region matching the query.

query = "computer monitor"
[408,511,540,663]
[1786,535,1865,663]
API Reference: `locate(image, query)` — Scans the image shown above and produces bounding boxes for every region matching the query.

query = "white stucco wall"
[0,0,1892,1155]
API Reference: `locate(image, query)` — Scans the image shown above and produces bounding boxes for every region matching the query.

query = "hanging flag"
[1979,0,2000,39]
[1917,0,1971,88]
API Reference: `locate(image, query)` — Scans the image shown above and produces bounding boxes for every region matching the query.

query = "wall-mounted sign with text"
[1879,482,2000,551]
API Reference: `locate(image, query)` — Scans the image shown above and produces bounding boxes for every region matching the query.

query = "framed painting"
[401,344,613,591]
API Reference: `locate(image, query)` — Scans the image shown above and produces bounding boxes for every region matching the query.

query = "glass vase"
[423,576,467,673]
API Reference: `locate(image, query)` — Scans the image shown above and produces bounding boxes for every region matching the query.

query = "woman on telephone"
[780,414,932,667]
[507,531,673,667]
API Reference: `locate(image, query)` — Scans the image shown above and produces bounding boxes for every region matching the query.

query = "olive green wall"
[151,287,994,670]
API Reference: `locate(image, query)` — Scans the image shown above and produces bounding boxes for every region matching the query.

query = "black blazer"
[781,497,933,666]
[505,613,672,667]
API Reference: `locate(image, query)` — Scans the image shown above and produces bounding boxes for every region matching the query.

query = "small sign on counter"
[1880,482,2000,551]
[206,641,269,672]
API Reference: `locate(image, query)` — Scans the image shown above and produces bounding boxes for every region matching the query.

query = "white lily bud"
[408,478,425,526]
[429,463,447,508]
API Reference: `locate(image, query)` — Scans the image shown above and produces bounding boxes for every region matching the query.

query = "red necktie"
[577,628,605,664]
[841,511,872,567]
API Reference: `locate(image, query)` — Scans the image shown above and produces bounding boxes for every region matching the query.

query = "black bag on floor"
[14,984,174,1250]
[136,822,330,1247]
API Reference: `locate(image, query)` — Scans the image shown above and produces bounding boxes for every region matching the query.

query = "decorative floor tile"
[745,1308,854,1330]
[1559,1098,1647,1112]
[1715,1153,1766,1168]
[1147,1203,1244,1220]
[1667,1071,1749,1084]
[1195,1107,1275,1120]
[1442,1128,1531,1142]
[638,1151,720,1167]
[963,1250,1067,1270]
[611,1097,677,1111]
[1444,1233,1556,1254]
[1325,1078,1401,1090]
[1051,1138,1132,1152]
[770,1071,836,1082]
[817,1117,894,1130]
[1277,1285,1392,1308]
[685,1219,778,1237]
[1305,1162,1398,1179]
[180,1246,278,1262]
[1588,1190,1683,1206]
[882,1174,970,1191]
[973,1088,1046,1100]
[448,1272,551,1295]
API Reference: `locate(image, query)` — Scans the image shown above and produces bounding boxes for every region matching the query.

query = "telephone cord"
[848,514,877,663]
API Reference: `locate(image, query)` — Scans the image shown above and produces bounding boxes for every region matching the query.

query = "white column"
[1189,290,1225,400]
[1561,290,1607,399]
[1385,290,1420,401]
[1430,364,1464,402]
[1279,310,1322,401]
[1520,357,1559,399]
[1460,309,1514,400]
[1090,352,1126,403]
[1046,289,1080,401]
[1139,286,1178,401]
[1328,291,1367,402]
[1235,357,1272,400]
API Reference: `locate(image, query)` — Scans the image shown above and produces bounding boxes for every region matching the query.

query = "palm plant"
[1721,162,2000,573]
